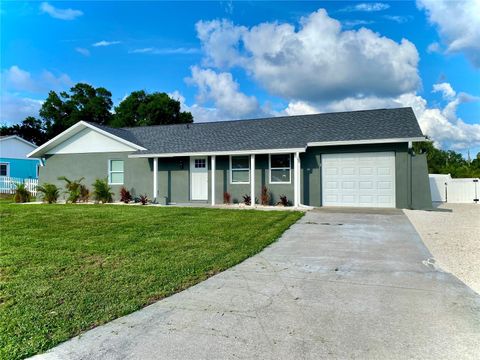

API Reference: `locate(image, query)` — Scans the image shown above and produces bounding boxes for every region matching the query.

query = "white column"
[250,154,255,207]
[211,155,216,206]
[153,157,158,202]
[294,152,300,207]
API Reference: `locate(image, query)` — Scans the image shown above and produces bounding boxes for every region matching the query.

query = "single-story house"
[0,135,42,179]
[28,107,432,209]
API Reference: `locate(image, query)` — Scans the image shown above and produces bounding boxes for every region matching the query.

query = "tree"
[0,116,46,145]
[40,83,113,139]
[111,91,193,127]
[1,84,194,146]
[414,141,480,178]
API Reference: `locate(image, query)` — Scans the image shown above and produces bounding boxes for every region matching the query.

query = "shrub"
[223,191,231,204]
[139,194,148,205]
[243,194,251,206]
[260,186,271,206]
[14,183,31,203]
[37,183,60,204]
[79,184,90,202]
[278,194,289,207]
[58,176,85,203]
[120,187,132,204]
[92,178,113,203]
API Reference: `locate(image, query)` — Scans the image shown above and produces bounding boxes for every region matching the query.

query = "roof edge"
[0,135,38,148]
[307,137,426,147]
[129,147,307,158]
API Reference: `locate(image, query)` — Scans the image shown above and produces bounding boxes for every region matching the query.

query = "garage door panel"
[377,167,391,175]
[359,181,373,189]
[342,181,355,189]
[359,167,374,175]
[377,181,392,189]
[341,167,355,175]
[325,167,339,175]
[322,152,395,208]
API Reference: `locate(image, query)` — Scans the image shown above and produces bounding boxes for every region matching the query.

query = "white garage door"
[322,152,396,208]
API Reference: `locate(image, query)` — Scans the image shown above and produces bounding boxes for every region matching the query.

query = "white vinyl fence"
[0,176,38,196]
[429,174,479,204]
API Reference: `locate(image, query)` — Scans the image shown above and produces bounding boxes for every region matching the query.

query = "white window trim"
[0,162,10,177]
[230,155,250,184]
[108,159,124,185]
[269,154,292,184]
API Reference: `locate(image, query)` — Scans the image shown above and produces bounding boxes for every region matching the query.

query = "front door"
[190,157,208,200]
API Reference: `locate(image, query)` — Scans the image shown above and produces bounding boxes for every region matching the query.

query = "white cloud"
[196,9,420,102]
[2,65,73,93]
[129,47,199,55]
[341,3,390,12]
[196,19,247,68]
[342,19,374,28]
[283,101,320,116]
[40,2,83,20]
[432,82,456,100]
[418,0,480,67]
[2,66,36,92]
[427,42,441,53]
[190,8,478,151]
[0,93,43,123]
[280,83,480,151]
[92,40,121,47]
[384,15,411,24]
[186,66,260,119]
[168,90,224,123]
[75,47,90,56]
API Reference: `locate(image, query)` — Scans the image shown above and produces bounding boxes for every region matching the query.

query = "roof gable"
[28,121,146,158]
[46,127,140,155]
[0,136,37,159]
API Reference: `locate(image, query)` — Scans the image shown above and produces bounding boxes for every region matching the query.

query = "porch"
[143,151,303,207]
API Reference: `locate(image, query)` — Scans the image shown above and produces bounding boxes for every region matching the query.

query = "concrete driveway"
[33,209,480,360]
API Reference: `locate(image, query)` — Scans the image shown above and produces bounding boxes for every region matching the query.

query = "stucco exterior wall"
[40,143,432,209]
[40,152,152,201]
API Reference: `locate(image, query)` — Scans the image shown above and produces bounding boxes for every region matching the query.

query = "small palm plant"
[37,183,60,203]
[13,182,31,203]
[92,178,113,203]
[79,184,90,202]
[58,176,86,203]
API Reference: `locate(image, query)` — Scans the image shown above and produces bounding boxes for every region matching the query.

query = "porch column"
[153,157,158,202]
[211,155,216,206]
[250,154,255,207]
[294,152,300,207]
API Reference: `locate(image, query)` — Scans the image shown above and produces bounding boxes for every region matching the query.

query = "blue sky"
[1,1,479,156]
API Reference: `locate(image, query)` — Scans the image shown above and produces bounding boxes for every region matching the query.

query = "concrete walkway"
[33,210,480,360]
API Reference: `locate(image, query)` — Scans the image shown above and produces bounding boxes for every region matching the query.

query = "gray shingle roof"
[95,107,424,155]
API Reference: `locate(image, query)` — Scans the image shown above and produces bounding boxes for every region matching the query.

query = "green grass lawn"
[0,203,302,359]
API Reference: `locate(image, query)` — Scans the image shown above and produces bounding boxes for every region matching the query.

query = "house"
[28,107,433,209]
[0,135,41,179]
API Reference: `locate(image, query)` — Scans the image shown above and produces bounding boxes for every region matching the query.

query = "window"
[0,163,9,177]
[194,158,206,168]
[230,155,250,184]
[269,154,291,184]
[108,160,124,184]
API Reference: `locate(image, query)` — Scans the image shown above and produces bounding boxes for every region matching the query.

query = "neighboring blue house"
[0,135,41,179]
